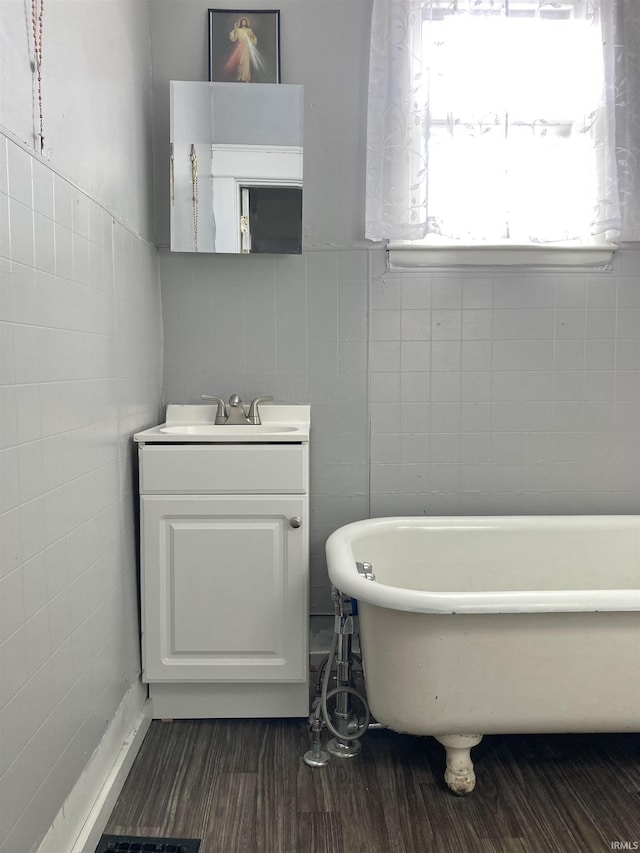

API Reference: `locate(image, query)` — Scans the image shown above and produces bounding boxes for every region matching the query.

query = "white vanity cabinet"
[135,406,310,719]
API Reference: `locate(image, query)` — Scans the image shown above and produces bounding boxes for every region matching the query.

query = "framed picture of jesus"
[208,9,281,84]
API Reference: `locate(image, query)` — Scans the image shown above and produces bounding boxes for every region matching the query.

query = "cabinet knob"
[290,516,302,529]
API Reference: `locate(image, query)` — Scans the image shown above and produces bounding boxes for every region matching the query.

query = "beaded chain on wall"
[170,143,175,206]
[31,0,45,153]
[190,144,199,251]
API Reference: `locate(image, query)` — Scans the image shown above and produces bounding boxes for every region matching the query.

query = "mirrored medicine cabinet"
[170,81,303,254]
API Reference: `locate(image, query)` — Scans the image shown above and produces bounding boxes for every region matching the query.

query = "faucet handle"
[248,395,274,425]
[200,395,228,424]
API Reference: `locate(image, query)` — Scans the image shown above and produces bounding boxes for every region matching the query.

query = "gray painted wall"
[153,0,640,614]
[1,0,156,241]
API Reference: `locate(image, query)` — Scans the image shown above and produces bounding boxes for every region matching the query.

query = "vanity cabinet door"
[141,494,308,683]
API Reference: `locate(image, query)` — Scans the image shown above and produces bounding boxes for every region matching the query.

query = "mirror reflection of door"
[240,186,303,254]
[170,82,303,254]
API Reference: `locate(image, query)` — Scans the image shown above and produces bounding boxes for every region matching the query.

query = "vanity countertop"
[134,403,310,444]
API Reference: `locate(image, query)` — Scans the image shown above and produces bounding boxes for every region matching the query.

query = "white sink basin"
[134,404,310,444]
[159,424,298,436]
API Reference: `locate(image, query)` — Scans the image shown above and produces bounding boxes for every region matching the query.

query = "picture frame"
[208,9,281,84]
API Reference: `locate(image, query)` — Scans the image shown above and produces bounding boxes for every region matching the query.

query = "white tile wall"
[371,258,640,518]
[161,244,640,614]
[0,132,162,853]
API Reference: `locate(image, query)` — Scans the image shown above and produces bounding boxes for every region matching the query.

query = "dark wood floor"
[105,714,640,853]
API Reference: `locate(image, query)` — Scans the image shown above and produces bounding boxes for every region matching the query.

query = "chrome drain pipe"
[303,587,371,767]
[303,704,330,767]
[326,594,361,757]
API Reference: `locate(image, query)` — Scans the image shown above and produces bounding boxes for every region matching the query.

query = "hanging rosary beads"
[170,143,175,206]
[31,0,45,154]
[190,144,199,251]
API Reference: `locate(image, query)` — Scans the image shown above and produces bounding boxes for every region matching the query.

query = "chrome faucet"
[200,394,273,425]
[225,394,251,425]
[248,395,273,424]
[200,395,228,424]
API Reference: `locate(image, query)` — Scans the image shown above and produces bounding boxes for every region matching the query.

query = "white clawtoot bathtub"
[325,516,640,794]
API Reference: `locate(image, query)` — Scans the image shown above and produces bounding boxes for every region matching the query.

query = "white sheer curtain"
[365,0,640,246]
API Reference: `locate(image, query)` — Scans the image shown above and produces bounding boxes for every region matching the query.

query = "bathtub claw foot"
[435,734,483,795]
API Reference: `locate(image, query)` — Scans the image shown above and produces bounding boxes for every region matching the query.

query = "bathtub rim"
[325,515,640,615]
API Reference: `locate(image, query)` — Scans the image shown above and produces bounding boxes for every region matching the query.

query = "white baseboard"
[38,682,152,853]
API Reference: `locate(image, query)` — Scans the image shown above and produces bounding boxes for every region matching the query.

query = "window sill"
[386,242,617,272]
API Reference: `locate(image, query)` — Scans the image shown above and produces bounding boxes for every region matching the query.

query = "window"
[365,0,639,266]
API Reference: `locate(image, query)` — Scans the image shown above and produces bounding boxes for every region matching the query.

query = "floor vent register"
[95,835,201,853]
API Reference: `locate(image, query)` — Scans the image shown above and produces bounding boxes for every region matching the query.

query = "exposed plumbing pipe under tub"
[303,590,371,767]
